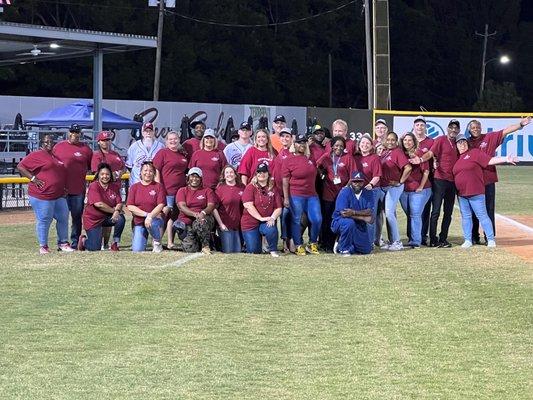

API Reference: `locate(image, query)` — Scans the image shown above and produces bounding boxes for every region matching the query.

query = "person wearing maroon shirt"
[282,133,322,256]
[78,163,125,252]
[399,132,431,248]
[17,134,73,254]
[238,129,277,185]
[412,116,435,246]
[52,123,93,249]
[188,129,227,190]
[270,127,295,253]
[354,134,382,246]
[183,122,225,161]
[175,167,217,254]
[153,131,189,249]
[308,125,328,163]
[453,134,518,248]
[317,136,354,252]
[212,166,245,253]
[126,162,166,253]
[241,163,282,257]
[379,132,412,251]
[91,130,126,249]
[413,119,460,248]
[467,116,531,244]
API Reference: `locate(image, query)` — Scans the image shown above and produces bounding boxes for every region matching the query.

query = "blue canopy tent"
[25,100,142,130]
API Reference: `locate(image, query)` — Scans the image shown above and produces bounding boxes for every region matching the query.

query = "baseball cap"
[350,171,366,181]
[279,127,292,136]
[203,128,216,138]
[294,133,307,143]
[69,123,81,133]
[190,120,206,129]
[96,131,112,141]
[142,122,154,131]
[187,167,203,177]
[413,116,426,124]
[239,121,251,131]
[311,124,325,134]
[256,163,269,173]
[455,133,467,142]
[273,114,286,123]
[375,119,387,126]
[448,119,460,128]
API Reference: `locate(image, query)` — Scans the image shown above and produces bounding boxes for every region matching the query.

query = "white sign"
[393,116,533,162]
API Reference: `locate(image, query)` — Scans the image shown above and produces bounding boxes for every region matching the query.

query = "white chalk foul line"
[161,252,205,268]
[496,213,533,235]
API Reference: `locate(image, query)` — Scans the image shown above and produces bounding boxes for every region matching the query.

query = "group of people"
[18,113,530,256]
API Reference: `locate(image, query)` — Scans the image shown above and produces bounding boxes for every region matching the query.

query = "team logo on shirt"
[464,155,471,160]
[362,162,368,168]
[421,147,429,152]
[267,192,275,197]
[211,157,219,162]
[480,142,488,149]
[339,162,345,167]
[181,158,187,163]
[197,195,206,200]
[238,191,243,196]
[386,156,392,161]
[109,193,117,200]
[74,152,83,157]
[57,161,64,165]
[308,160,313,165]
[149,190,157,196]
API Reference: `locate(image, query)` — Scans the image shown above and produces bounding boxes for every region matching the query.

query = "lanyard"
[332,154,340,176]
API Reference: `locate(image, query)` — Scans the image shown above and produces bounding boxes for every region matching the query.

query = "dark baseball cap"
[69,123,81,133]
[256,163,269,173]
[294,133,307,143]
[448,119,460,128]
[273,114,286,123]
[350,171,366,181]
[455,133,467,142]
[311,124,325,134]
[239,121,251,130]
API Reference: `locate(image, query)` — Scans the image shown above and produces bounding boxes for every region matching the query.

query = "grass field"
[0,167,532,399]
[495,165,533,215]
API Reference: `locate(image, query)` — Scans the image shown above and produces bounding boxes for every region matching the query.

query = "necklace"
[256,184,273,212]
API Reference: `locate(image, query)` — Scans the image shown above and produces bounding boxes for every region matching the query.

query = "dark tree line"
[1,0,532,111]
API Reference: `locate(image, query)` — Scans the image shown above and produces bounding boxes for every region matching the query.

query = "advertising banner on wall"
[393,116,533,162]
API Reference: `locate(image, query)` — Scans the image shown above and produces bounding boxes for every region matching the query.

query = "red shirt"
[175,186,217,225]
[240,183,282,231]
[354,153,382,187]
[418,136,435,154]
[468,130,504,185]
[404,149,430,192]
[83,181,122,231]
[237,147,276,178]
[453,148,492,197]
[270,148,292,194]
[215,183,245,231]
[430,135,458,182]
[91,149,125,192]
[282,154,318,197]
[183,138,225,161]
[379,147,409,186]
[317,152,354,201]
[19,150,67,200]
[188,149,227,189]
[53,140,93,195]
[126,181,166,226]
[152,148,188,195]
[309,142,327,163]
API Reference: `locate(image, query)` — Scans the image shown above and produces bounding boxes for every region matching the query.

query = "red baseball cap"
[96,131,112,141]
[143,122,154,130]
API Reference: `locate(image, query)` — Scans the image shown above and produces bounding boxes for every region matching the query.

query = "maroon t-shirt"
[126,181,166,226]
[430,135,458,182]
[215,183,245,231]
[82,181,122,231]
[453,148,492,197]
[52,140,92,195]
[152,148,188,195]
[183,138,226,161]
[317,152,354,201]
[91,149,125,192]
[237,147,276,178]
[188,149,227,189]
[282,155,318,197]
[175,186,217,225]
[354,153,382,187]
[309,142,327,163]
[19,150,67,200]
[404,149,431,192]
[418,136,435,154]
[379,147,410,186]
[240,183,282,231]
[270,148,292,194]
[468,130,504,185]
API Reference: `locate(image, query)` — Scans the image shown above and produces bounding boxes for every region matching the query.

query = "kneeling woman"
[79,163,125,251]
[241,163,282,257]
[175,167,216,254]
[126,161,166,252]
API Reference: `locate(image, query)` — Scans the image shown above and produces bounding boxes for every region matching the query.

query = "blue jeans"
[367,188,381,245]
[242,223,278,253]
[290,195,322,246]
[219,229,242,253]
[458,195,495,242]
[400,188,432,246]
[383,184,404,243]
[131,217,164,252]
[85,214,126,251]
[29,195,69,246]
[166,195,176,208]
[66,193,85,246]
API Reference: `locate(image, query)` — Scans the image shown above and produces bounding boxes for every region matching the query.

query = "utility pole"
[153,0,165,101]
[328,53,332,107]
[364,0,373,109]
[476,23,497,99]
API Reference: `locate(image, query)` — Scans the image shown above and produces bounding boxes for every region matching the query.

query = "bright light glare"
[500,55,510,64]
[49,43,60,49]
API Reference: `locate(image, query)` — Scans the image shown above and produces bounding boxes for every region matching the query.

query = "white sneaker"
[339,250,351,257]
[380,239,390,250]
[333,241,339,254]
[461,241,473,249]
[152,241,163,253]
[270,251,280,258]
[487,240,496,248]
[58,243,74,252]
[388,241,404,251]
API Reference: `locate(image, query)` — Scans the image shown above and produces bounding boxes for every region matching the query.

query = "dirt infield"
[2,210,532,262]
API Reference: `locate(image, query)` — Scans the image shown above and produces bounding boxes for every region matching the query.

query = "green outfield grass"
[495,165,533,215]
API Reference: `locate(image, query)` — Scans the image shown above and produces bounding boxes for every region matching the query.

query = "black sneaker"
[438,240,452,248]
[421,239,428,246]
[472,238,481,245]
[429,241,439,247]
